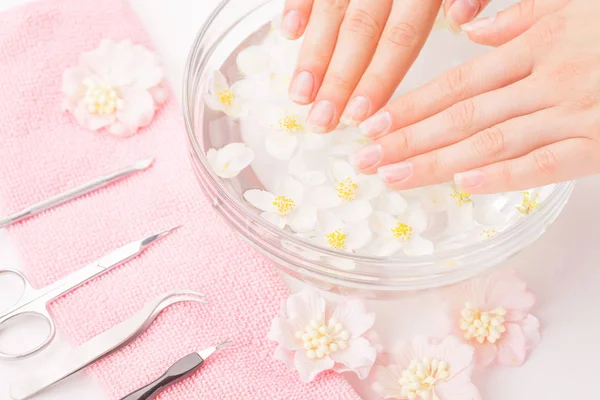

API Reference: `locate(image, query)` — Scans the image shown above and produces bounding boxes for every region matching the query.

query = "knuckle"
[441,64,474,101]
[383,22,420,48]
[471,127,505,160]
[316,0,349,12]
[323,72,354,92]
[533,147,559,176]
[564,93,598,112]
[344,9,382,39]
[526,15,566,51]
[446,100,476,129]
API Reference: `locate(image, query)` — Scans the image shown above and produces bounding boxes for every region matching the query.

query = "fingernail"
[447,0,480,30]
[289,71,314,103]
[359,111,391,138]
[454,170,484,189]
[461,15,496,32]
[378,162,413,183]
[341,96,370,126]
[307,100,335,133]
[281,10,301,39]
[355,143,383,170]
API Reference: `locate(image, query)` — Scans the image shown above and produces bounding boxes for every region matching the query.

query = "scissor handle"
[0,270,56,360]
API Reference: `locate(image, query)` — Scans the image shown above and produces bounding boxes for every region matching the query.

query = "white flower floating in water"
[204,70,249,118]
[268,288,377,382]
[244,176,317,232]
[370,208,434,256]
[313,210,372,253]
[373,335,479,400]
[62,39,167,137]
[207,143,254,179]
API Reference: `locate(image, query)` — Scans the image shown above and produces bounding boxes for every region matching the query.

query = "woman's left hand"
[356,0,600,194]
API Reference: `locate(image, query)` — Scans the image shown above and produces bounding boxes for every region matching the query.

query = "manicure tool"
[0,157,154,229]
[9,290,208,400]
[0,226,179,360]
[120,341,231,400]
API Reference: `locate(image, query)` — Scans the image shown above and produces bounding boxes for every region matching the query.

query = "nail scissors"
[0,226,180,360]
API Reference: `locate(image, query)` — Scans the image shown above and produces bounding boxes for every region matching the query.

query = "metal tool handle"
[120,353,204,400]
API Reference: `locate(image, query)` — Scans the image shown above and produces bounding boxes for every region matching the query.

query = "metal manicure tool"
[120,340,231,400]
[0,226,179,360]
[9,290,208,400]
[0,157,154,229]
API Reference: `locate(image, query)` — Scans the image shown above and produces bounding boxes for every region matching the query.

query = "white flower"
[312,210,372,254]
[207,143,254,178]
[62,39,167,137]
[421,184,475,233]
[288,152,327,186]
[331,127,373,156]
[204,70,250,118]
[376,189,409,216]
[370,208,434,256]
[244,176,317,232]
[311,160,383,223]
[268,289,377,382]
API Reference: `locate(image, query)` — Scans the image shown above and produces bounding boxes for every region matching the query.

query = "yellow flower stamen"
[83,78,123,115]
[272,195,296,216]
[516,191,540,215]
[278,112,303,133]
[336,178,358,201]
[399,358,450,400]
[326,229,346,250]
[217,89,235,106]
[450,188,472,207]
[480,228,497,239]
[391,222,413,241]
[460,302,507,344]
[294,317,350,360]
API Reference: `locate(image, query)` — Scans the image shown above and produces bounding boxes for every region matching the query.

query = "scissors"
[0,226,180,360]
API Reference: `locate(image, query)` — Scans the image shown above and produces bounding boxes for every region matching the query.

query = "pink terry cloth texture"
[0,0,362,399]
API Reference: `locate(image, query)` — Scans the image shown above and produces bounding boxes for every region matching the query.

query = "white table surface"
[1,0,599,399]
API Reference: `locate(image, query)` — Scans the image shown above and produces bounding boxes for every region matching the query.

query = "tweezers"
[0,157,154,228]
[10,290,207,400]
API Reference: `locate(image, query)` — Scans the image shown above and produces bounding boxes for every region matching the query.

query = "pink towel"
[0,0,361,398]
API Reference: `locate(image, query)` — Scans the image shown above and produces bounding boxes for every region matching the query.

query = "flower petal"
[287,207,317,233]
[300,133,331,151]
[330,337,376,376]
[474,342,498,366]
[268,316,302,351]
[521,314,541,352]
[356,174,384,200]
[331,299,375,338]
[496,323,527,366]
[107,121,137,138]
[236,45,271,76]
[317,210,343,233]
[294,351,334,383]
[309,186,343,209]
[273,345,296,370]
[265,131,298,160]
[369,211,397,236]
[436,377,480,400]
[426,335,474,379]
[486,271,535,321]
[278,176,304,203]
[407,207,429,233]
[404,235,434,256]
[210,70,229,93]
[244,189,276,212]
[346,220,373,251]
[73,101,116,131]
[61,66,87,97]
[285,289,326,323]
[335,199,372,223]
[260,211,286,228]
[331,159,356,181]
[116,87,155,129]
[371,237,403,257]
[447,203,474,233]
[372,365,404,399]
[378,191,408,216]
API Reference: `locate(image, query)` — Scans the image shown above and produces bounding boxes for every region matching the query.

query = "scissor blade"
[97,226,181,270]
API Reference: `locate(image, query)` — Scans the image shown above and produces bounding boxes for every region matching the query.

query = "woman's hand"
[281,0,492,133]
[355,0,600,194]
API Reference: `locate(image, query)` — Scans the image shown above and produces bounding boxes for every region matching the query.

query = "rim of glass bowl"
[182,0,575,281]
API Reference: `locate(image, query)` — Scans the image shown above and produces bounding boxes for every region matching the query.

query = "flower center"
[217,89,235,106]
[83,78,123,115]
[278,113,303,133]
[391,222,413,241]
[295,317,350,360]
[272,195,296,216]
[516,191,540,215]
[336,178,358,201]
[399,358,450,400]
[326,229,347,250]
[460,302,507,344]
[450,189,472,207]
[480,228,497,239]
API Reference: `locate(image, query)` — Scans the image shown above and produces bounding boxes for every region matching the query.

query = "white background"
[1,0,600,399]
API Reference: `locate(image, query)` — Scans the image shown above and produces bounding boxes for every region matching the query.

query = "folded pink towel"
[0,0,361,398]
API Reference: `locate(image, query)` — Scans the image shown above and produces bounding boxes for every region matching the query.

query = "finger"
[377,107,569,189]
[454,138,598,194]
[306,0,393,133]
[359,38,534,138]
[462,0,570,47]
[281,0,315,39]
[288,0,349,105]
[339,0,441,126]
[356,76,550,173]
[444,0,492,29]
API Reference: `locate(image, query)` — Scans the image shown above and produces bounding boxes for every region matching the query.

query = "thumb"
[461,0,570,47]
[444,0,493,30]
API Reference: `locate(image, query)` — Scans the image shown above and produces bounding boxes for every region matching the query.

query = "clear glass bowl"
[182,0,575,292]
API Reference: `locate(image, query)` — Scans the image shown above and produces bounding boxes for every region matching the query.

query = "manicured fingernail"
[281,10,301,39]
[359,111,391,138]
[341,96,370,126]
[454,170,484,188]
[307,100,335,133]
[447,0,480,30]
[289,71,314,103]
[461,15,496,32]
[355,143,383,170]
[378,162,413,183]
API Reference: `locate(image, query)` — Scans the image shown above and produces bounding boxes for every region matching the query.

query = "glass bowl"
[182,0,575,292]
